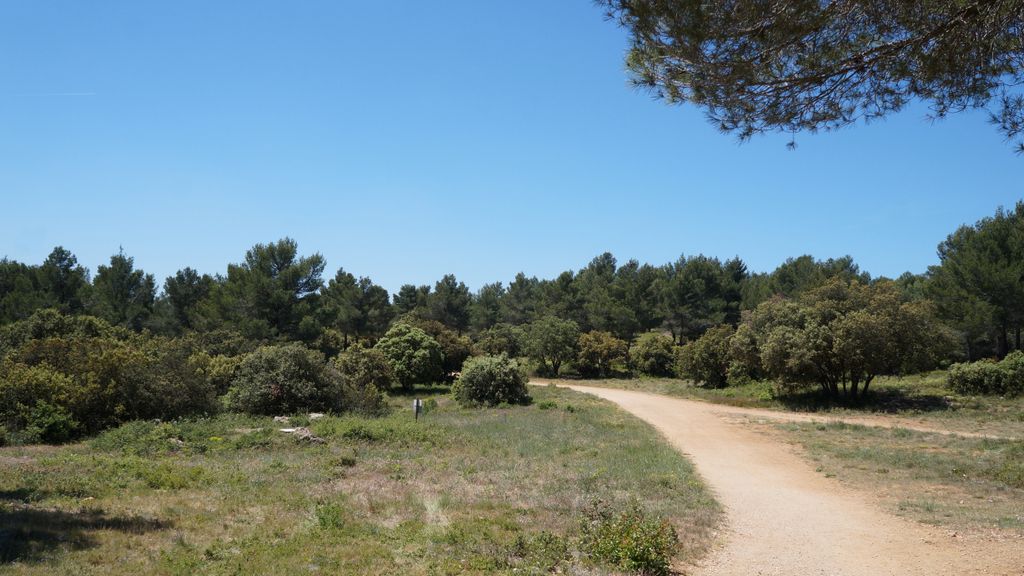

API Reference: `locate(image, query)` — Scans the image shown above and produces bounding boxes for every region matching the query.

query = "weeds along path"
[553,384,1023,576]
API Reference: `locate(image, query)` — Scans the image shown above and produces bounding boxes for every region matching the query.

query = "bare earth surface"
[552,384,1024,576]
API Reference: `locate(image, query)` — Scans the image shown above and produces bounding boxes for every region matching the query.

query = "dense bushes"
[0,310,395,444]
[631,333,676,377]
[373,323,445,388]
[224,344,344,414]
[333,345,396,392]
[576,331,628,378]
[0,317,221,440]
[948,351,1024,396]
[676,325,733,388]
[332,346,392,415]
[452,355,531,407]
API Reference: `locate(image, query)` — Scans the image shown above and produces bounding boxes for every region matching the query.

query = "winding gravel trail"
[555,384,1023,576]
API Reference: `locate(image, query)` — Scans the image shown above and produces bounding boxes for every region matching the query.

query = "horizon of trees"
[2,202,1023,361]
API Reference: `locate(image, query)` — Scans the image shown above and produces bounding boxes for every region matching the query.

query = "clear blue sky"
[2,0,1021,294]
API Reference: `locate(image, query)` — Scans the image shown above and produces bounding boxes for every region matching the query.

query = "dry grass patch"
[768,420,1024,536]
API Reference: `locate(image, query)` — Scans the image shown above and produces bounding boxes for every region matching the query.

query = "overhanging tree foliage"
[600,0,1024,150]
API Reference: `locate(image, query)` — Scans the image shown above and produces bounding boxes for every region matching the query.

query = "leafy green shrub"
[332,346,392,416]
[0,362,76,440]
[373,323,445,389]
[676,325,733,388]
[577,331,629,378]
[631,333,676,377]
[22,401,78,444]
[2,323,220,441]
[225,343,344,415]
[948,352,1023,396]
[452,355,531,407]
[578,500,677,576]
[334,345,396,391]
[1001,351,1024,396]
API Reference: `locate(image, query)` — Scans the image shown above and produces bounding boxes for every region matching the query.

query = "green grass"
[772,421,1024,532]
[561,371,1024,438]
[0,386,720,575]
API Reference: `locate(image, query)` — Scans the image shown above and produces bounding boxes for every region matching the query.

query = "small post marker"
[413,398,423,421]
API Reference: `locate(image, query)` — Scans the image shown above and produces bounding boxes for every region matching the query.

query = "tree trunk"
[1016,327,1021,352]
[999,321,1009,358]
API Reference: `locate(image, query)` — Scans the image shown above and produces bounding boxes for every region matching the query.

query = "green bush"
[948,352,1024,396]
[334,345,396,391]
[405,319,472,381]
[373,323,445,389]
[1001,351,1024,395]
[0,362,76,437]
[225,343,344,415]
[22,401,78,444]
[578,500,677,576]
[631,333,677,377]
[676,325,733,388]
[452,355,531,407]
[332,346,392,416]
[2,324,220,441]
[577,331,628,378]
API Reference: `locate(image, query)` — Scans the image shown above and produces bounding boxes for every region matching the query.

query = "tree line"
[2,202,1022,362]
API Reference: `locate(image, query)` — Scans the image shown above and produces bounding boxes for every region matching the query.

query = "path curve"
[554,384,1023,576]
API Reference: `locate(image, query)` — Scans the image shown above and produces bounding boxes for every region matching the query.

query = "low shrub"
[504,531,569,572]
[452,355,531,407]
[578,499,677,576]
[315,502,347,530]
[948,352,1024,396]
[631,333,677,377]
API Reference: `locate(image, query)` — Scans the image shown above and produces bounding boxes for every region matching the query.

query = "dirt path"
[646,398,1017,441]
[555,384,1023,576]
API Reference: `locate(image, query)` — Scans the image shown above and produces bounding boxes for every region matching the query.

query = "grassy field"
[768,421,1024,534]
[555,372,1024,438]
[0,386,720,575]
